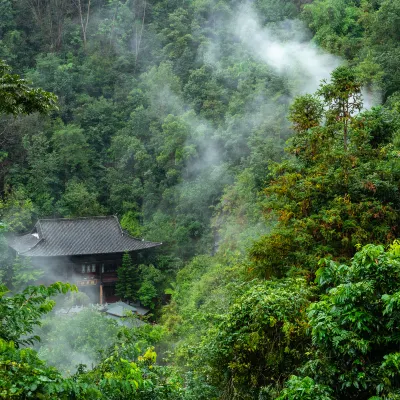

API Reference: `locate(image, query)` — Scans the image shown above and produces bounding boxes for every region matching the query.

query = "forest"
[1,0,400,398]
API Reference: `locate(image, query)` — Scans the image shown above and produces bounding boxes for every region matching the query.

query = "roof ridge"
[121,229,163,245]
[113,215,124,236]
[38,216,116,222]
[36,220,43,239]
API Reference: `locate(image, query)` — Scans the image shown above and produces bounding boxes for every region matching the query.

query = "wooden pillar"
[100,284,103,305]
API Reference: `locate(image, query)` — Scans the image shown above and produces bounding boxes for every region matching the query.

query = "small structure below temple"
[105,301,149,317]
[56,302,147,327]
[7,216,161,304]
[103,301,147,327]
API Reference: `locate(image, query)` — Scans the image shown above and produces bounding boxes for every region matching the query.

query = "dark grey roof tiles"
[8,216,161,257]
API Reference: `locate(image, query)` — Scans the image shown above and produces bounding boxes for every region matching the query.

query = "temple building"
[7,216,161,303]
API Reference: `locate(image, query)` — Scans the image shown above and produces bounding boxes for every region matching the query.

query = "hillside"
[1,0,400,398]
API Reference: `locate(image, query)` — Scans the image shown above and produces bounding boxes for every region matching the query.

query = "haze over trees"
[1,0,400,398]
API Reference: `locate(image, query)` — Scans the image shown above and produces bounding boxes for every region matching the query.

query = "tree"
[0,261,97,399]
[0,339,98,400]
[0,189,36,233]
[74,0,91,48]
[317,66,363,152]
[137,264,165,310]
[279,243,400,399]
[0,59,57,115]
[250,66,400,277]
[79,345,184,399]
[0,282,76,347]
[9,255,43,292]
[115,252,141,302]
[196,278,312,399]
[0,59,57,209]
[52,124,91,186]
[303,0,364,59]
[56,180,106,217]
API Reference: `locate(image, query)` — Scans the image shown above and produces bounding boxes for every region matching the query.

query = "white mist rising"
[231,4,381,107]
[232,4,341,95]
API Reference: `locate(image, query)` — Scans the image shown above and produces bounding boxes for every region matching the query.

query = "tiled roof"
[7,216,161,257]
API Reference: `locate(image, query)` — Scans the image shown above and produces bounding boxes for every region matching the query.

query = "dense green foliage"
[0,60,57,116]
[301,243,400,399]
[116,252,141,302]
[302,0,400,100]
[2,0,400,398]
[250,66,400,277]
[0,285,184,399]
[116,252,165,310]
[0,0,294,263]
[0,281,76,347]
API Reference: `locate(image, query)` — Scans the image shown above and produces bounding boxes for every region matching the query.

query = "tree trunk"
[77,0,91,48]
